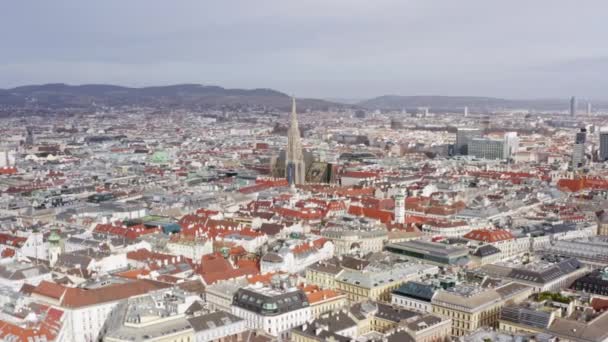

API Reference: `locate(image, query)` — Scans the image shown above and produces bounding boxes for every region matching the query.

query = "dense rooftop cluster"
[0,102,608,341]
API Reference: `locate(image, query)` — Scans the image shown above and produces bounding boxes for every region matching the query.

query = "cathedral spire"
[290,96,299,130]
[286,96,305,186]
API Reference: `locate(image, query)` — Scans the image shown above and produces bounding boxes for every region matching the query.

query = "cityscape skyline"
[3,2,608,342]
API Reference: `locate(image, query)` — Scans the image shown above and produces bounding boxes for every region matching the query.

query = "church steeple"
[290,97,298,124]
[286,97,306,186]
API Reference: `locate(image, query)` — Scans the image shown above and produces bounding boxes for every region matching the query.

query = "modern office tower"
[418,107,429,117]
[570,96,577,117]
[25,126,34,145]
[480,116,491,132]
[587,102,592,116]
[455,127,482,155]
[571,128,587,168]
[503,132,519,160]
[285,97,306,186]
[469,138,505,160]
[391,118,404,130]
[464,106,468,117]
[394,190,406,224]
[600,128,608,162]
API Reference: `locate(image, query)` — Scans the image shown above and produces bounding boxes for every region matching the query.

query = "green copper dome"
[48,231,61,244]
[150,150,169,164]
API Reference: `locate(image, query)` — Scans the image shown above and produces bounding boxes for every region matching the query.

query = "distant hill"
[358,95,601,112]
[0,83,345,112]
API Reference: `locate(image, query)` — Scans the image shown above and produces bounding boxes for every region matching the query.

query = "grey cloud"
[1,0,608,99]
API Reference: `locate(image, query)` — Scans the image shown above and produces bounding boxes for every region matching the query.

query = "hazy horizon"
[2,1,607,100]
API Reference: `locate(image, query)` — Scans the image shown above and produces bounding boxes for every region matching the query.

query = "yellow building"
[335,263,438,302]
[431,282,532,337]
[305,261,342,289]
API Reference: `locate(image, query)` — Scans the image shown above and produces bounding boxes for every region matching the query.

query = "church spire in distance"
[286,96,306,187]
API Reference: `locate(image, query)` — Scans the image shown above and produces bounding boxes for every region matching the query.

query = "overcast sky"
[1,1,607,99]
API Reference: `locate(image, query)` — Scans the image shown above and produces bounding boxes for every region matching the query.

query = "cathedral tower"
[286,97,306,186]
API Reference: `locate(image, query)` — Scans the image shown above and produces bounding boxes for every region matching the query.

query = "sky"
[1,1,607,100]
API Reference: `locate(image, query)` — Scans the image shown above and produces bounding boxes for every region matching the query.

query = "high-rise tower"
[455,127,481,155]
[286,97,306,186]
[25,126,34,146]
[570,96,577,117]
[599,128,608,162]
[572,128,586,168]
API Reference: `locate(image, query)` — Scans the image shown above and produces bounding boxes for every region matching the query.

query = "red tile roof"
[1,248,15,258]
[463,229,514,243]
[198,253,258,285]
[94,223,160,240]
[33,279,170,308]
[342,171,379,179]
[272,207,325,221]
[0,305,63,342]
[348,205,394,223]
[306,288,343,304]
[127,249,193,270]
[0,233,27,248]
[115,268,151,280]
[33,281,67,300]
[246,272,286,285]
[557,177,608,192]
[0,167,17,175]
[60,280,171,308]
[592,297,608,312]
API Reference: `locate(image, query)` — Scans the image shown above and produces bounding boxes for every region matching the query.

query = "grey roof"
[547,310,608,342]
[375,302,418,323]
[307,259,343,275]
[507,258,582,284]
[233,287,309,316]
[387,330,416,342]
[55,252,93,270]
[261,252,283,263]
[338,262,437,289]
[295,324,352,342]
[433,282,531,312]
[187,311,244,332]
[308,311,356,333]
[184,300,205,316]
[349,301,378,320]
[65,236,103,248]
[392,281,436,302]
[473,244,501,257]
[0,263,50,281]
[340,255,370,271]
[500,305,552,329]
[386,240,469,258]
[404,315,443,332]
